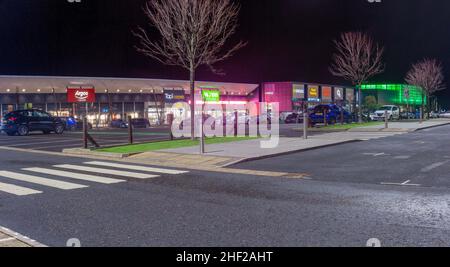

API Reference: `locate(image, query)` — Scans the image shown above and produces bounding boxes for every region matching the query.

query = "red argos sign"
[67,87,96,103]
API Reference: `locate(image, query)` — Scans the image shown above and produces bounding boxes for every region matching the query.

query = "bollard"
[234,111,238,137]
[303,109,308,140]
[83,117,88,149]
[323,111,327,127]
[128,115,133,144]
[341,108,344,125]
[384,110,388,129]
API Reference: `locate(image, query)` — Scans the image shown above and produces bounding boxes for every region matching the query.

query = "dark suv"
[1,109,65,136]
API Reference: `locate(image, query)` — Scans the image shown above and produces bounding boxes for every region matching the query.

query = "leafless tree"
[405,58,445,120]
[330,32,385,123]
[134,0,246,139]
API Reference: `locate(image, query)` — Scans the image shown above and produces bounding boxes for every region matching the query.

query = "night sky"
[0,0,449,106]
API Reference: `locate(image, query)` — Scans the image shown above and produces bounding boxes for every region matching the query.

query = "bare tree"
[405,58,445,120]
[134,0,246,140]
[330,32,384,123]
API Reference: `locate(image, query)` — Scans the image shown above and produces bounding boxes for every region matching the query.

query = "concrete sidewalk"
[348,119,450,132]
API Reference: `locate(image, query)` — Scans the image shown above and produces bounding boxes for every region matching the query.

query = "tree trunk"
[190,67,196,141]
[420,93,424,123]
[358,84,363,123]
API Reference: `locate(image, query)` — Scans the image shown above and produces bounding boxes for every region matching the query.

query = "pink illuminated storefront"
[261,82,356,113]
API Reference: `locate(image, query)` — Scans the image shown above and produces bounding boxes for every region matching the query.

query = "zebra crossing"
[0,161,189,197]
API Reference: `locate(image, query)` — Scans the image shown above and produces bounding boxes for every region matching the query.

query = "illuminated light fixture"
[116,89,120,92]
[22,89,26,92]
[195,100,248,105]
[6,89,10,92]
[128,89,132,93]
[105,89,108,92]
[139,89,143,93]
[37,89,41,92]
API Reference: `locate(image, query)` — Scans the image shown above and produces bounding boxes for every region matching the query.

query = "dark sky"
[0,0,449,105]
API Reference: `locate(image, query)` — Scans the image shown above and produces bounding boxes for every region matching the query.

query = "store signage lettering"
[67,87,96,103]
[335,87,344,100]
[164,90,185,103]
[201,90,220,102]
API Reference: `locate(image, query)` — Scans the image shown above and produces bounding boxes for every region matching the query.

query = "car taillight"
[8,117,17,122]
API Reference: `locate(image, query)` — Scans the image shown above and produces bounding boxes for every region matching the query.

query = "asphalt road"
[235,124,450,189]
[1,123,450,246]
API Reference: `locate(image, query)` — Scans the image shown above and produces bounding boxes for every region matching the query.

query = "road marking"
[363,153,389,157]
[84,161,189,175]
[381,180,421,187]
[420,160,450,173]
[0,182,42,196]
[0,171,88,190]
[23,168,125,184]
[53,165,159,179]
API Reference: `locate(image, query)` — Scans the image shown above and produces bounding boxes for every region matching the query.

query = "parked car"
[285,112,303,124]
[131,118,150,128]
[372,105,400,121]
[110,119,128,128]
[58,116,93,131]
[400,112,416,120]
[309,104,351,126]
[430,111,440,119]
[440,112,450,118]
[1,109,65,136]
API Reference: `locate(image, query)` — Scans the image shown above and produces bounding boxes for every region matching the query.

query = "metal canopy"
[0,75,259,96]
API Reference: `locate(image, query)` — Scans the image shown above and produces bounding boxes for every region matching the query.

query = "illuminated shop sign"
[201,89,220,102]
[292,84,305,101]
[334,87,344,100]
[346,88,355,102]
[322,86,332,101]
[67,87,96,103]
[164,89,185,103]
[307,85,320,102]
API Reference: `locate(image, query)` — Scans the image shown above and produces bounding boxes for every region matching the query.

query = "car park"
[309,104,351,126]
[1,109,65,136]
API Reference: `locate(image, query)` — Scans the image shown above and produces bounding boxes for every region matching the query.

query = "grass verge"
[314,121,384,130]
[97,136,258,154]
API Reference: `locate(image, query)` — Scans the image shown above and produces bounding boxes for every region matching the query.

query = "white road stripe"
[53,165,159,179]
[0,182,42,196]
[421,160,450,173]
[0,171,87,190]
[84,161,189,175]
[23,168,125,184]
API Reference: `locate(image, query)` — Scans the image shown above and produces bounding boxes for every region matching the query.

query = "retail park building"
[0,76,423,126]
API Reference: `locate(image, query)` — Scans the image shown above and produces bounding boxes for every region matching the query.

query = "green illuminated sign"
[201,90,220,102]
[360,84,425,105]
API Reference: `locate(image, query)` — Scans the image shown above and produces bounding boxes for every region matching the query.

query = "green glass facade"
[360,84,425,106]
